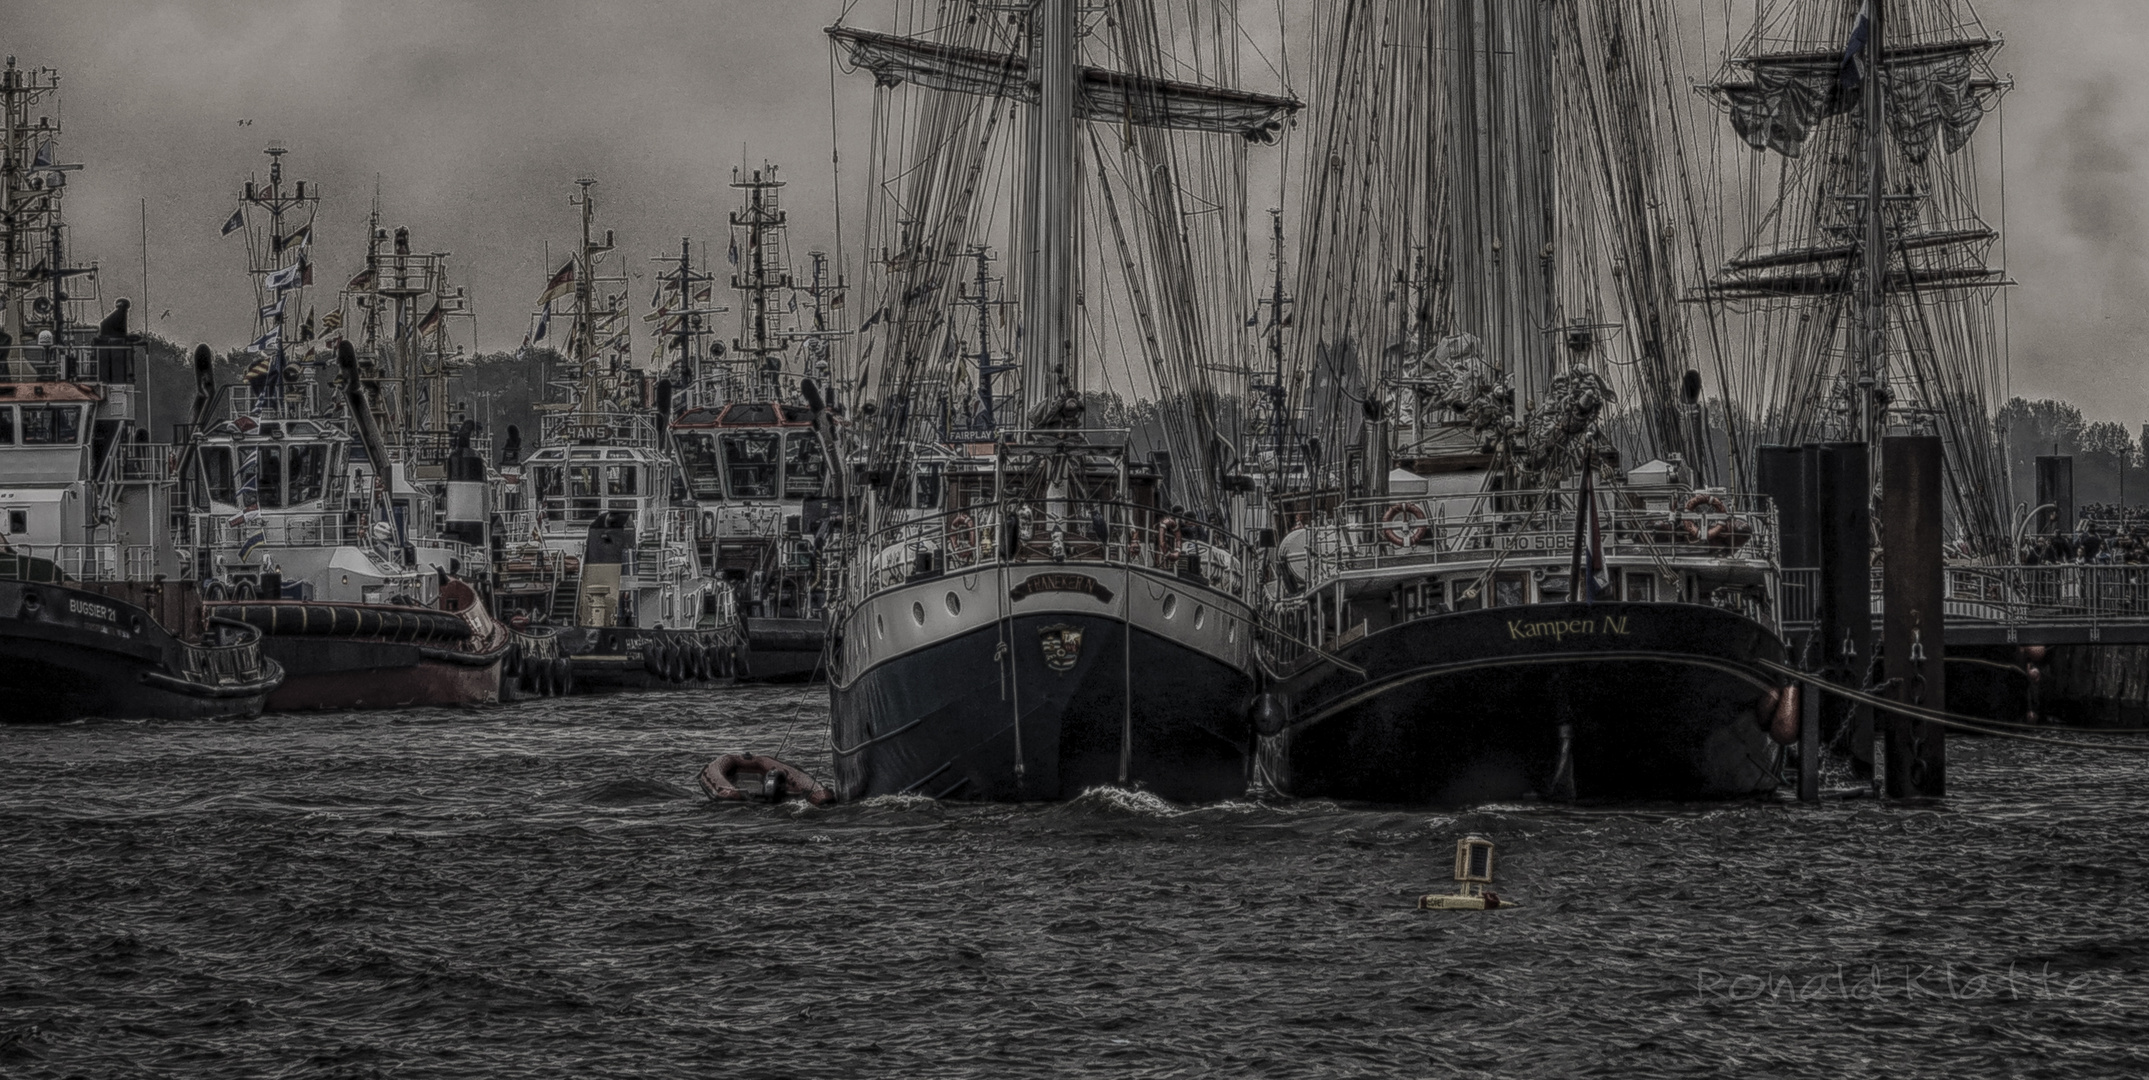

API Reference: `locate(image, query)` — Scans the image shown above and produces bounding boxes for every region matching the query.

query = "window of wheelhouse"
[0,406,14,445]
[895,462,942,510]
[569,465,601,517]
[783,432,825,498]
[605,464,640,496]
[722,432,779,498]
[202,447,238,505]
[287,444,328,505]
[258,445,286,509]
[19,404,83,445]
[677,433,723,500]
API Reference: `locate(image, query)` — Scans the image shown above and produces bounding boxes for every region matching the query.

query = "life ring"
[698,753,836,806]
[948,513,978,566]
[1382,502,1430,547]
[1683,493,1729,515]
[1158,517,1183,567]
[1642,518,1701,544]
[1707,518,1755,549]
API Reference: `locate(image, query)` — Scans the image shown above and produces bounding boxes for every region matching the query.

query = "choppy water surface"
[4,689,2148,1078]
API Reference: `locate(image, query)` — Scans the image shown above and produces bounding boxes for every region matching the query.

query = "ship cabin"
[494,406,729,631]
[1266,452,1781,657]
[183,381,439,605]
[670,401,831,621]
[0,330,179,583]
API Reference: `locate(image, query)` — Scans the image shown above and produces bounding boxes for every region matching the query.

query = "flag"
[246,327,281,354]
[788,294,799,312]
[300,258,313,287]
[537,260,576,306]
[275,223,312,253]
[292,309,315,346]
[861,306,886,331]
[1570,467,1609,602]
[346,267,375,291]
[221,209,245,236]
[264,258,303,291]
[321,309,344,333]
[829,290,844,308]
[259,296,285,321]
[32,140,55,169]
[1839,0,1873,91]
[416,302,444,335]
[727,236,740,266]
[532,303,552,342]
[697,284,714,303]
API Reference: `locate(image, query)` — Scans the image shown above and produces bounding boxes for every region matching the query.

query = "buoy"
[1418,835,1518,911]
[699,754,836,806]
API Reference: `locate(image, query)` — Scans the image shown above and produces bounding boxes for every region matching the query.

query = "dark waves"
[3,691,2147,1077]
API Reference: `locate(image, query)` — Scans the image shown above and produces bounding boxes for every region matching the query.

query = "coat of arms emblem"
[1038,623,1084,674]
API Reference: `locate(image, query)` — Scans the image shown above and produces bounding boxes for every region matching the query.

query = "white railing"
[0,544,158,582]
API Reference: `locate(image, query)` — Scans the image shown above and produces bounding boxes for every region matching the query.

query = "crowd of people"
[2019,503,2149,564]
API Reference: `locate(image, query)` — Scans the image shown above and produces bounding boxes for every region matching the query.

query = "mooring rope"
[1758,658,2149,753]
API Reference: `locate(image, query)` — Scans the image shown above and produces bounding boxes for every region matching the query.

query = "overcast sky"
[11,1,2149,422]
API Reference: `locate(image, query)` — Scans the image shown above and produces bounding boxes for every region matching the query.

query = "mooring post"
[1882,434,1946,797]
[2034,454,2074,538]
[1817,442,1873,779]
[1799,664,1820,803]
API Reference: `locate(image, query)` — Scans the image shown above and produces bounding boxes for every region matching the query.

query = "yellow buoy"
[1417,834,1518,910]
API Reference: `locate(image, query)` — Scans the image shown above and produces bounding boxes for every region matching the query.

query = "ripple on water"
[2,695,2148,1077]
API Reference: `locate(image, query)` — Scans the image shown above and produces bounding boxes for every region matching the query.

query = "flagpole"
[139,198,149,331]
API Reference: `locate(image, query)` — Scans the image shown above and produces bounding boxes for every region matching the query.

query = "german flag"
[537,260,576,306]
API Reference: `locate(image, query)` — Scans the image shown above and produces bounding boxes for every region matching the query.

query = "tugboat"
[822,3,1298,801]
[182,148,511,710]
[489,178,744,691]
[0,57,280,721]
[661,166,841,681]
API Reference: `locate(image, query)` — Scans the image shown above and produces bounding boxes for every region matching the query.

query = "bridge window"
[677,433,723,500]
[723,432,779,498]
[258,445,286,509]
[783,432,825,498]
[605,465,640,496]
[0,406,13,444]
[288,444,328,504]
[1493,572,1529,608]
[201,447,238,505]
[19,404,83,445]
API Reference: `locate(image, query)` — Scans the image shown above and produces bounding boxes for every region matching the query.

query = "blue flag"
[221,209,245,236]
[727,236,740,266]
[1839,0,1873,92]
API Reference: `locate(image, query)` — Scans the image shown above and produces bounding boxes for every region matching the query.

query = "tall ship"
[663,164,839,681]
[822,0,1300,801]
[0,57,280,722]
[1255,0,1811,802]
[490,178,744,691]
[183,148,512,710]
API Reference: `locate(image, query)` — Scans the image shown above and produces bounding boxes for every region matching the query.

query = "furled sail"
[1703,39,1998,162]
[827,26,1300,142]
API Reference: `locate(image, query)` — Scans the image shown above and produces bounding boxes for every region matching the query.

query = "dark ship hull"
[211,596,511,712]
[740,616,827,682]
[831,568,1255,802]
[0,580,280,723]
[1263,603,1790,804]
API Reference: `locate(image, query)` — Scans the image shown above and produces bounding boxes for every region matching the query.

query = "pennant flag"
[221,209,245,236]
[1839,0,1873,91]
[695,285,714,302]
[32,140,56,169]
[861,306,886,330]
[830,290,845,308]
[727,236,740,266]
[275,223,312,254]
[300,258,313,287]
[416,302,445,335]
[788,294,799,312]
[537,260,576,306]
[263,258,304,291]
[346,267,376,291]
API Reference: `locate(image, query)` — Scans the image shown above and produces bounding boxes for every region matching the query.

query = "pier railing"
[1779,564,2149,640]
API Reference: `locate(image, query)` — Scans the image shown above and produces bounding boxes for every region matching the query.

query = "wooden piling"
[1816,442,1874,779]
[1882,434,1946,797]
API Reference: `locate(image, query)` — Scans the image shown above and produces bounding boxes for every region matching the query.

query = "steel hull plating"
[831,566,1256,802]
[741,617,827,682]
[0,583,275,723]
[258,637,503,711]
[1265,603,1788,803]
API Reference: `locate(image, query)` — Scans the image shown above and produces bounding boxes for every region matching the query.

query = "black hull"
[0,583,277,724]
[740,617,827,683]
[832,613,1253,802]
[1266,603,1789,804]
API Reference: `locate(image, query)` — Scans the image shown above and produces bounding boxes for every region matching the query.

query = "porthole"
[945,592,961,616]
[1161,593,1178,619]
[912,601,926,626]
[1193,605,1207,630]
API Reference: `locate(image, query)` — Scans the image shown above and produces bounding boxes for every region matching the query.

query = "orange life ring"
[1684,493,1729,515]
[1382,502,1429,547]
[1158,517,1183,566]
[948,513,978,566]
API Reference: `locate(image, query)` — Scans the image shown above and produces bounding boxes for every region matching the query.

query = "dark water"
[4,689,2148,1079]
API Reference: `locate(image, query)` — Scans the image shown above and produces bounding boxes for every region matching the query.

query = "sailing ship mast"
[729,164,794,401]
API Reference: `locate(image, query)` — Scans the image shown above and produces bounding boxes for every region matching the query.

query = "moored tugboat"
[184,148,511,710]
[488,178,744,692]
[0,58,280,721]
